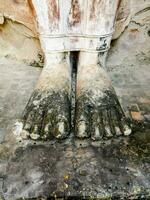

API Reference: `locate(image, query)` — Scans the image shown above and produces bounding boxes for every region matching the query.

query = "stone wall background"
[108,0,150,71]
[0,0,42,64]
[0,0,149,64]
[107,0,150,122]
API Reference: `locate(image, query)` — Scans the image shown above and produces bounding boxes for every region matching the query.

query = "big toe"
[76,120,89,138]
[54,120,69,139]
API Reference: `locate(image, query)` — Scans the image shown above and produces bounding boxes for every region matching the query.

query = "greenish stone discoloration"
[120,129,150,164]
[22,90,71,140]
[76,89,131,140]
[2,128,150,199]
[30,54,44,68]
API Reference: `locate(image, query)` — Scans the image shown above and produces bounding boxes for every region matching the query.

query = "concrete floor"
[0,54,150,199]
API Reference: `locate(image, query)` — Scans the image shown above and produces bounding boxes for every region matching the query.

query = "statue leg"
[75,51,131,140]
[22,52,71,140]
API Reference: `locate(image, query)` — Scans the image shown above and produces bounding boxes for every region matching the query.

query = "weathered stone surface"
[0,0,37,32]
[1,132,150,199]
[0,0,149,63]
[0,0,150,199]
[0,37,150,199]
[0,13,4,24]
[113,0,150,39]
[0,0,42,63]
[0,19,43,63]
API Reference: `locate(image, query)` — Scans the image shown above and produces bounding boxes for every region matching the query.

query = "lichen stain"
[130,28,139,33]
[69,0,81,27]
[47,0,59,22]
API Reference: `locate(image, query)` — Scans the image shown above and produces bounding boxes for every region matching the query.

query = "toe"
[115,106,132,136]
[111,108,122,136]
[91,125,102,141]
[30,125,40,140]
[40,110,53,139]
[105,125,113,138]
[91,111,103,141]
[76,120,89,138]
[54,120,69,139]
[75,102,91,139]
[24,122,31,131]
[44,123,50,134]
[103,109,113,138]
[42,122,52,139]
[56,121,65,138]
[114,126,122,136]
[107,108,116,136]
[23,109,36,132]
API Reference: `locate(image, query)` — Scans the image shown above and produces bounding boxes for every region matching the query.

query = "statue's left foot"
[76,89,131,140]
[75,52,131,140]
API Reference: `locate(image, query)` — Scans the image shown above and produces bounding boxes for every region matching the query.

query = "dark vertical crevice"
[70,51,79,135]
[69,52,80,184]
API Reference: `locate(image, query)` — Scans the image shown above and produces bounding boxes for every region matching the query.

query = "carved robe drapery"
[32,0,120,52]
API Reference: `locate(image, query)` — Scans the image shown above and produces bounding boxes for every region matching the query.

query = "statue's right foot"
[22,53,71,140]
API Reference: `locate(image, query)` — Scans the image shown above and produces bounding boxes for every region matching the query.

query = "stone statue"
[22,0,131,140]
